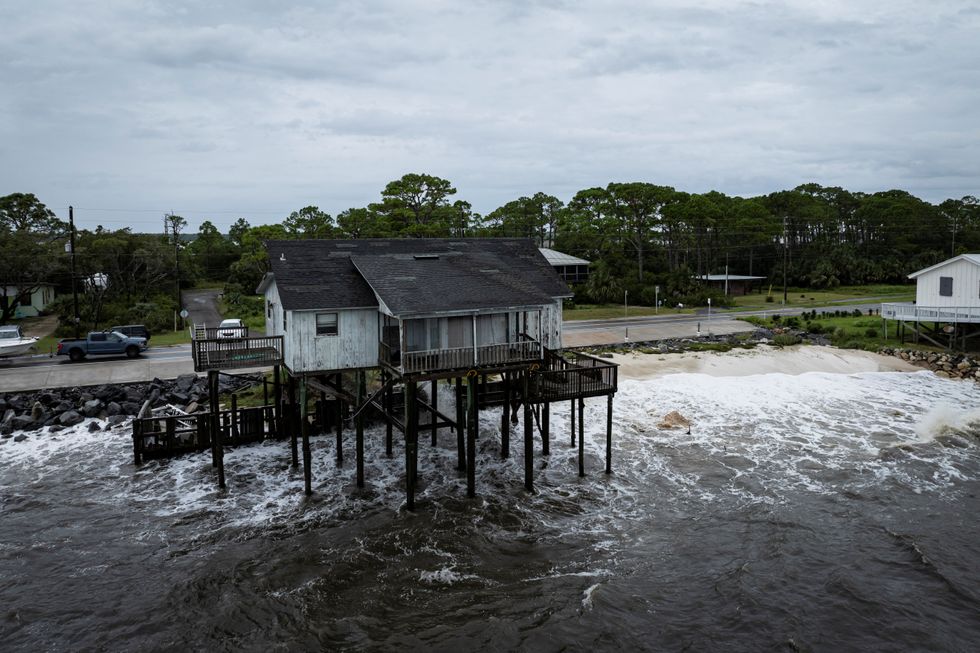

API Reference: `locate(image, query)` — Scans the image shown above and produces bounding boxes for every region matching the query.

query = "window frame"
[939,275,953,297]
[315,312,339,337]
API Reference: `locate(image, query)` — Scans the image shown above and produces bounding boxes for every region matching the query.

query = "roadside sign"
[179,309,189,319]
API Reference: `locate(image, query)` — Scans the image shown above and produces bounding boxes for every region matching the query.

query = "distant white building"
[538,248,590,284]
[881,253,980,349]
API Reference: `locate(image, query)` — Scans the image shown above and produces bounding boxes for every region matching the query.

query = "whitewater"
[2,350,979,651]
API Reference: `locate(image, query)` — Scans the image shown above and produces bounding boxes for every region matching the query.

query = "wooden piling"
[605,394,613,474]
[273,365,282,439]
[430,379,438,446]
[570,398,576,447]
[300,379,312,495]
[542,401,550,456]
[466,377,477,497]
[523,373,533,492]
[356,370,365,488]
[287,374,298,468]
[209,370,226,489]
[335,373,344,465]
[385,373,394,457]
[455,377,465,472]
[578,397,585,477]
[501,372,510,458]
[231,394,238,441]
[405,380,418,510]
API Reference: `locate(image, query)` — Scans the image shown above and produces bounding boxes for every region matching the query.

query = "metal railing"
[530,350,618,401]
[881,302,980,323]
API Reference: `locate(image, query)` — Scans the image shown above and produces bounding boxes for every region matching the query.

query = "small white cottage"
[256,238,571,376]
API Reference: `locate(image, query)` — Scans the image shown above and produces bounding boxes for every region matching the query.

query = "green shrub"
[864,327,878,338]
[840,339,864,349]
[784,317,800,328]
[772,314,782,323]
[772,334,801,346]
[851,309,863,318]
[765,295,774,303]
[809,322,825,334]
[833,327,847,340]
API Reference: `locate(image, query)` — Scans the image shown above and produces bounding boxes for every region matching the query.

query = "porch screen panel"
[405,319,427,352]
[447,316,473,348]
[476,314,508,344]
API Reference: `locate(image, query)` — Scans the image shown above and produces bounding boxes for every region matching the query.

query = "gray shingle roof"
[264,238,571,313]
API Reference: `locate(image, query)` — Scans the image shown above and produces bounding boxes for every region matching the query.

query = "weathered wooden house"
[257,239,567,376]
[882,253,980,349]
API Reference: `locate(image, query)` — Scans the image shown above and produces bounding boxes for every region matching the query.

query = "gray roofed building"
[259,238,571,312]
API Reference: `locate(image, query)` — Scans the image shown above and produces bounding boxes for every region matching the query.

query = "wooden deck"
[190,334,284,372]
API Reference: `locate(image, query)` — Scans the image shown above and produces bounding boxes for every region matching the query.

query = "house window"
[267,301,272,318]
[939,276,953,297]
[316,312,338,336]
[283,312,287,330]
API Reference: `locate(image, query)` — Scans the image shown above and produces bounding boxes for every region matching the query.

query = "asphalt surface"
[182,288,223,327]
[0,301,889,392]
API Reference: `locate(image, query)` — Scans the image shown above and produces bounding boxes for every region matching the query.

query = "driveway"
[182,288,224,327]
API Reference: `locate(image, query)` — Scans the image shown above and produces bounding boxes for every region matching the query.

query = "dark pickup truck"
[57,331,149,361]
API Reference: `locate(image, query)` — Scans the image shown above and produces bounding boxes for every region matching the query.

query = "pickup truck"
[57,331,149,361]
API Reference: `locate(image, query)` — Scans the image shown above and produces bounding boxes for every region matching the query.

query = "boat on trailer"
[0,325,39,358]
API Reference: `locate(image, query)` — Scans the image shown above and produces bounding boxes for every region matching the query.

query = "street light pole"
[624,289,628,318]
[69,205,79,339]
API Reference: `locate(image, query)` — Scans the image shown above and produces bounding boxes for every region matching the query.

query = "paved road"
[0,302,887,392]
[183,288,223,327]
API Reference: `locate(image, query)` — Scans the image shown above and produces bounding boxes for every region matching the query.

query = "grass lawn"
[564,305,695,320]
[731,284,914,310]
[738,311,943,353]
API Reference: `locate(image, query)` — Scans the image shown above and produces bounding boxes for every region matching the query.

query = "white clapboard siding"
[262,280,284,338]
[915,259,980,307]
[285,308,379,373]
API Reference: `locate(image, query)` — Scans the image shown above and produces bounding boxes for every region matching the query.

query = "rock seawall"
[877,347,980,380]
[0,373,260,440]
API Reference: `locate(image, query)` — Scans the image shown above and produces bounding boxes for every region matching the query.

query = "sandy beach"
[611,344,921,380]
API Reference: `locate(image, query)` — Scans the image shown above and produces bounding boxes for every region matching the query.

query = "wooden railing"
[133,405,279,461]
[392,340,544,374]
[881,302,980,323]
[529,350,618,401]
[191,335,284,372]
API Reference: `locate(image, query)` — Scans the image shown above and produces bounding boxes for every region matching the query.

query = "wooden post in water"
[542,402,550,456]
[132,419,142,465]
[335,373,344,465]
[300,378,312,495]
[273,365,282,439]
[605,394,613,474]
[570,398,576,447]
[523,373,533,492]
[466,376,477,497]
[231,393,238,442]
[209,370,226,489]
[262,375,268,407]
[578,397,585,477]
[356,369,365,488]
[430,379,438,446]
[287,374,298,468]
[501,372,510,458]
[384,373,393,457]
[404,380,418,510]
[455,377,465,472]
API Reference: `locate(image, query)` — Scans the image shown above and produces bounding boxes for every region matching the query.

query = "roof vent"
[280,253,286,261]
[413,254,439,260]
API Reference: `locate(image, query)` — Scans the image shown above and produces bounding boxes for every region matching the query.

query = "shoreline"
[610,343,922,381]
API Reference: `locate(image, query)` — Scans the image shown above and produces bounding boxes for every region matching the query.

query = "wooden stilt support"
[231,393,238,441]
[405,380,418,510]
[273,365,282,439]
[335,373,344,465]
[542,402,550,456]
[287,374,298,468]
[578,397,585,477]
[570,398,576,447]
[429,379,437,446]
[209,370,226,489]
[385,372,394,457]
[523,374,534,492]
[455,377,465,472]
[501,372,510,459]
[605,394,613,474]
[466,377,477,497]
[356,370,365,489]
[300,378,312,495]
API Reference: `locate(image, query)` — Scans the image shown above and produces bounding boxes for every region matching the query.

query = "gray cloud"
[0,0,977,231]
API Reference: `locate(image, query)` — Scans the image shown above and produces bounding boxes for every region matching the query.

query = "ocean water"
[1,369,979,651]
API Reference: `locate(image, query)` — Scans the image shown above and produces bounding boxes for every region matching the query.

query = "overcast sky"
[1,1,977,232]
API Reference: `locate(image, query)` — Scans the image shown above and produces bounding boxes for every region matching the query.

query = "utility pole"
[68,206,80,339]
[165,213,184,330]
[782,216,788,305]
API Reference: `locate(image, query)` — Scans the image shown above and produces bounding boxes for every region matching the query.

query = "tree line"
[1,176,977,329]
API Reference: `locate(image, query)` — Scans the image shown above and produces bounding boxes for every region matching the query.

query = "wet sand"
[611,344,921,381]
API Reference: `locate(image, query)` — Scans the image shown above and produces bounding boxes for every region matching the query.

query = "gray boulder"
[82,399,103,417]
[13,434,27,442]
[31,401,44,422]
[106,414,129,427]
[87,421,102,432]
[120,401,140,415]
[105,401,122,416]
[167,391,190,405]
[53,400,74,413]
[59,410,84,426]
[47,424,65,433]
[175,374,198,392]
[11,415,36,431]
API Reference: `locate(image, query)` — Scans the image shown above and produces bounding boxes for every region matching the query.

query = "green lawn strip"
[564,305,695,320]
[738,312,944,353]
